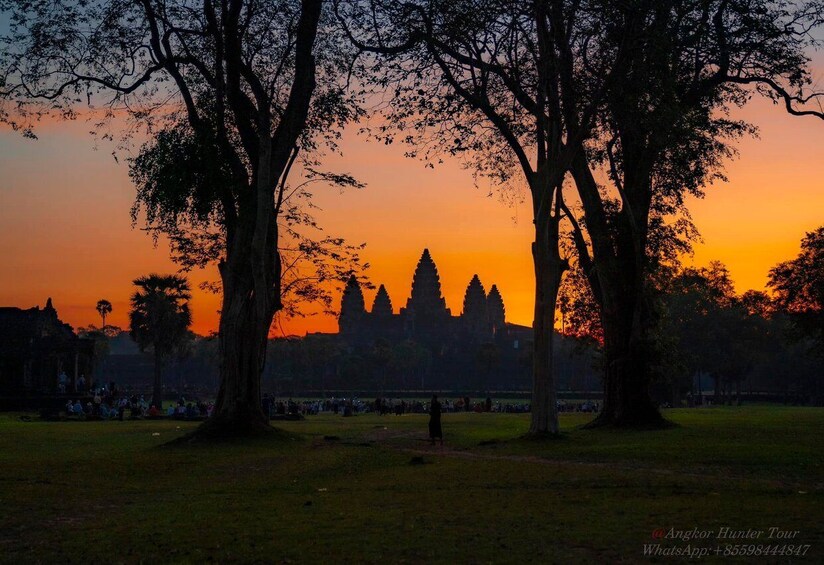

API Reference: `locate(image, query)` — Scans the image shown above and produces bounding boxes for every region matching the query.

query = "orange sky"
[1,96,822,336]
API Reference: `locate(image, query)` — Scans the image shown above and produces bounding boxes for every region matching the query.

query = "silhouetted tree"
[77,325,113,383]
[277,334,343,393]
[338,352,370,389]
[768,227,824,404]
[339,0,823,429]
[557,265,603,346]
[768,227,824,357]
[657,262,788,406]
[1,0,364,437]
[129,274,192,411]
[339,0,603,435]
[96,300,112,328]
[562,0,824,427]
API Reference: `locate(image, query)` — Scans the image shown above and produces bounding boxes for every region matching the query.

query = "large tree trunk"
[184,163,279,441]
[211,271,271,432]
[528,205,564,436]
[190,239,275,439]
[172,0,321,442]
[569,152,666,429]
[585,254,666,428]
[591,317,665,427]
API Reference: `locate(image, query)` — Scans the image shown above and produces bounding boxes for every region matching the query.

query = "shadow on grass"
[161,422,304,448]
[476,431,571,448]
[516,431,571,443]
[581,411,678,431]
[580,418,679,432]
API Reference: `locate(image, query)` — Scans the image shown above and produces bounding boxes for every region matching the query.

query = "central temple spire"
[405,249,450,321]
[462,274,489,338]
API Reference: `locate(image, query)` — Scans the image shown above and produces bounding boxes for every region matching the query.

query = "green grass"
[0,406,821,563]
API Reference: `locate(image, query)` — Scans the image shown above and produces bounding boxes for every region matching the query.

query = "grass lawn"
[0,406,821,563]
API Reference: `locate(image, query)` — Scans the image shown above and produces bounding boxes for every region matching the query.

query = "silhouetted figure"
[57,371,68,393]
[429,395,443,445]
[262,393,272,419]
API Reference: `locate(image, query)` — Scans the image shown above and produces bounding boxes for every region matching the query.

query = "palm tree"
[129,274,192,410]
[96,299,112,328]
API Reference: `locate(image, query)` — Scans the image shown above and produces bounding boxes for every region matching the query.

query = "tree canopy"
[769,226,824,356]
[1,0,369,436]
[338,0,823,427]
[96,299,113,328]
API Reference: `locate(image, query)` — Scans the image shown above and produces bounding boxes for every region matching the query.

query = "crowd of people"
[56,370,87,394]
[557,399,600,413]
[53,384,599,421]
[370,396,599,415]
[259,395,600,419]
[59,384,214,421]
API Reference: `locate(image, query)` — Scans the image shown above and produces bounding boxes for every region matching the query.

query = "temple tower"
[462,275,489,339]
[44,297,57,319]
[404,249,450,336]
[487,284,506,336]
[371,284,393,318]
[339,275,366,336]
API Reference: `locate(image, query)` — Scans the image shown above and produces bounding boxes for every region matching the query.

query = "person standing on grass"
[57,371,68,393]
[429,395,443,446]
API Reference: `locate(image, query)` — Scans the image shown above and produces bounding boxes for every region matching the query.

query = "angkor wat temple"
[339,249,515,347]
[332,249,538,391]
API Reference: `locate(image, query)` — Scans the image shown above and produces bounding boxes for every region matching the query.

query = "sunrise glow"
[1,97,822,336]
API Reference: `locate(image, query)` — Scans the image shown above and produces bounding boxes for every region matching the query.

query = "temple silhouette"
[339,249,512,346]
[0,254,599,398]
[327,248,553,391]
[0,298,95,402]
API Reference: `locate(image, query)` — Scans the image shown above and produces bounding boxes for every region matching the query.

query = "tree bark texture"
[528,180,564,436]
[570,154,666,428]
[189,0,322,439]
